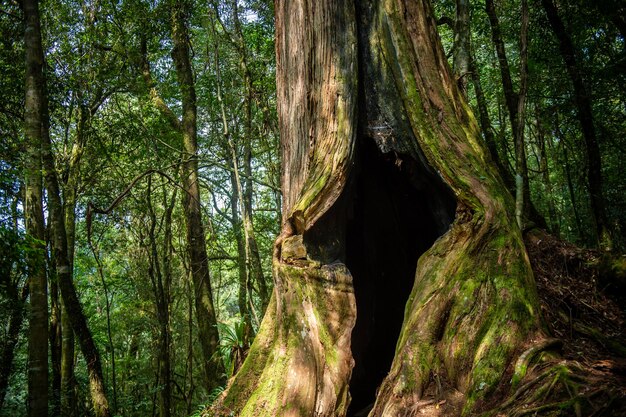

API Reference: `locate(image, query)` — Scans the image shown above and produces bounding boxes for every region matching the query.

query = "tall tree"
[485,0,535,227]
[452,0,470,93]
[514,0,530,229]
[23,0,48,414]
[24,0,112,412]
[170,0,224,390]
[212,0,270,314]
[541,0,611,249]
[228,0,269,312]
[144,179,175,417]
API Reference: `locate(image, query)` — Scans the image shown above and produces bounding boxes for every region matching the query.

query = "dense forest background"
[0,0,624,416]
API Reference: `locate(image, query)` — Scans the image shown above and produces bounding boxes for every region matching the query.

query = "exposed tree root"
[487,358,623,417]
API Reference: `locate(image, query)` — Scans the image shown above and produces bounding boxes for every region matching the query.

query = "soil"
[522,229,626,416]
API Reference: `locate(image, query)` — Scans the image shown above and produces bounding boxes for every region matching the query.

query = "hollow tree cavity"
[346,136,456,415]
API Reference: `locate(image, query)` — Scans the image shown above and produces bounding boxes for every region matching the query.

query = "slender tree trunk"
[485,0,518,137]
[170,0,223,390]
[231,0,269,314]
[541,0,610,249]
[58,105,88,417]
[185,273,195,415]
[160,189,175,417]
[445,0,513,189]
[28,3,111,412]
[0,284,29,410]
[215,49,259,330]
[563,145,585,241]
[514,0,530,229]
[145,181,173,417]
[228,166,254,346]
[49,279,62,417]
[469,56,511,185]
[89,244,117,412]
[212,1,270,314]
[452,0,470,93]
[485,0,537,227]
[60,305,76,417]
[535,109,558,234]
[23,0,49,414]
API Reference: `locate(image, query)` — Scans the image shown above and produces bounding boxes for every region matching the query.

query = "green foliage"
[216,319,247,380]
[433,0,626,248]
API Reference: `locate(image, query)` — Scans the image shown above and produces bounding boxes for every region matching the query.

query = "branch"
[86,169,185,241]
[436,15,455,28]
[199,162,281,192]
[139,37,181,132]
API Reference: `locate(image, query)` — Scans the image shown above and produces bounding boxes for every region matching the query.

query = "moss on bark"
[205,0,611,416]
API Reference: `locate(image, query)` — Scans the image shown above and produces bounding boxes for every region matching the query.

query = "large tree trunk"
[23,0,49,414]
[208,0,576,416]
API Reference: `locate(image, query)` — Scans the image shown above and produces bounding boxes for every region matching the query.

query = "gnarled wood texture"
[208,0,555,416]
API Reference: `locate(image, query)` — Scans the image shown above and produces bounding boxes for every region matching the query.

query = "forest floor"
[524,229,626,415]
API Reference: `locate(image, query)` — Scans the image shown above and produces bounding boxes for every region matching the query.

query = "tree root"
[489,359,621,417]
[511,338,562,387]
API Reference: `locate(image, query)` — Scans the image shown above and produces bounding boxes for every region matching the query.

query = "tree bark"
[28,1,111,411]
[145,180,174,417]
[0,284,28,410]
[170,0,223,390]
[514,0,530,229]
[541,0,610,249]
[60,305,76,417]
[485,0,537,227]
[207,0,567,416]
[23,0,49,414]
[452,0,470,93]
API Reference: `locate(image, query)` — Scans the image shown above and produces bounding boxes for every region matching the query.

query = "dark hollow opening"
[345,137,456,416]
